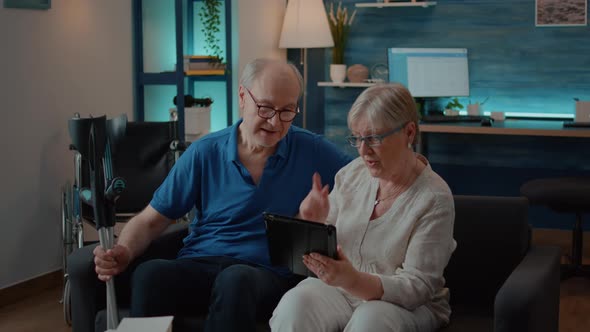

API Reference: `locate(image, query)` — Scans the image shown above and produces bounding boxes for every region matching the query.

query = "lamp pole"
[279,0,334,130]
[302,48,308,128]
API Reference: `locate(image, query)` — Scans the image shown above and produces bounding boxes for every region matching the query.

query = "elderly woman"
[269,83,456,332]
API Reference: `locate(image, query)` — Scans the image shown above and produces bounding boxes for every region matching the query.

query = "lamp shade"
[279,0,334,49]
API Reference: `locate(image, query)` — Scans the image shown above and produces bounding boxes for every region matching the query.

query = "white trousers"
[270,278,438,332]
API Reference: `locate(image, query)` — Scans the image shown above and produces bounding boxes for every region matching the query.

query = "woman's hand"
[303,245,359,289]
[299,172,330,222]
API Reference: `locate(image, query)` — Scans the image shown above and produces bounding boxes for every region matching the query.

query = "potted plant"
[445,97,464,115]
[326,1,356,83]
[198,0,224,68]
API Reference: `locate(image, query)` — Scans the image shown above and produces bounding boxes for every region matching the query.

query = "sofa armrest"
[494,245,561,332]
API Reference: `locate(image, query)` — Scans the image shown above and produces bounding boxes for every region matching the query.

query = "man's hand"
[93,244,132,282]
[299,172,330,222]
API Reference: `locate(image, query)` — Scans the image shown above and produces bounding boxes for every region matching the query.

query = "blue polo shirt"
[150,120,352,273]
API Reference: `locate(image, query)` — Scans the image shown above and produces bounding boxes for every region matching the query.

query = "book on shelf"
[185,69,225,76]
[184,55,219,61]
[183,55,224,71]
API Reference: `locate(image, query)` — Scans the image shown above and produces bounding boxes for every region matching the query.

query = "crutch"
[68,115,127,330]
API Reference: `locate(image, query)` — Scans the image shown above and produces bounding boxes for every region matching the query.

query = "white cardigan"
[327,155,456,325]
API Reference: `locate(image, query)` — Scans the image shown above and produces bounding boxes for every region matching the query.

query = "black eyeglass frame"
[244,88,300,122]
[346,122,408,147]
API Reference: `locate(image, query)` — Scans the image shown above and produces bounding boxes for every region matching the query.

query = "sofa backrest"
[444,195,530,313]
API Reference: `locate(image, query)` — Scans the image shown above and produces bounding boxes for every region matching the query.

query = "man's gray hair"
[347,83,420,144]
[239,58,304,97]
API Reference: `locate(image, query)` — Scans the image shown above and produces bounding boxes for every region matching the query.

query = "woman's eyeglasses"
[245,88,299,122]
[346,123,407,147]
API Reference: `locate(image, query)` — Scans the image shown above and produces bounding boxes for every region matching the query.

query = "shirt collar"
[226,119,290,162]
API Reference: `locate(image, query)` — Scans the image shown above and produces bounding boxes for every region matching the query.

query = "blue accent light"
[191,81,227,132]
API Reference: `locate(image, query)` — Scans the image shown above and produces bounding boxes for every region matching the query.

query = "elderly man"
[87,58,352,331]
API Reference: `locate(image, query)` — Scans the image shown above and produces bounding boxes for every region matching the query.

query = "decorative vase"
[467,104,483,116]
[330,64,347,83]
[347,64,369,83]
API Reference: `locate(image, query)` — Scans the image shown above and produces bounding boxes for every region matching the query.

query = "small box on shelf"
[170,106,211,142]
[575,101,590,123]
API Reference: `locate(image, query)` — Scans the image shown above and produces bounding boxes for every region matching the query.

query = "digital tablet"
[263,212,338,277]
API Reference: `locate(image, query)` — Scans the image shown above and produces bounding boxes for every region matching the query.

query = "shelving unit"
[318,82,377,88]
[133,0,233,136]
[356,1,436,8]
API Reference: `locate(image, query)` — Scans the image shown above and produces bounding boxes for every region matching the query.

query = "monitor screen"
[388,48,469,98]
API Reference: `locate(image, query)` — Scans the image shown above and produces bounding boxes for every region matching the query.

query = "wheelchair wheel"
[62,275,72,326]
[61,184,74,326]
[62,184,75,262]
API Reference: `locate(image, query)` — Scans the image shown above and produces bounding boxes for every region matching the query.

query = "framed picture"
[536,0,587,27]
[3,0,51,10]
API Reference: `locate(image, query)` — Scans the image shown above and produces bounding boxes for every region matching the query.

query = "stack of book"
[183,55,225,76]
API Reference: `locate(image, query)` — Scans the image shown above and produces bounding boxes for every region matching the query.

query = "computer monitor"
[388,48,470,98]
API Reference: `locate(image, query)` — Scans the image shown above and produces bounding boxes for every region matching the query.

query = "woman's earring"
[408,143,412,149]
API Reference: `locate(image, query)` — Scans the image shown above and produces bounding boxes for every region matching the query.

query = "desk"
[418,119,590,155]
[420,119,590,138]
[417,119,590,229]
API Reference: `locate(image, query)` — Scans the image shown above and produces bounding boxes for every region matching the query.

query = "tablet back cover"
[264,213,337,277]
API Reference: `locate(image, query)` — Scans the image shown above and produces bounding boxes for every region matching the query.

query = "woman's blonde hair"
[347,83,420,144]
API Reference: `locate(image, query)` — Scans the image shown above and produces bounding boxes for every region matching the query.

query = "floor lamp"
[279,0,334,129]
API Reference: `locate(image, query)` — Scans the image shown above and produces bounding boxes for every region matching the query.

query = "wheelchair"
[60,113,186,326]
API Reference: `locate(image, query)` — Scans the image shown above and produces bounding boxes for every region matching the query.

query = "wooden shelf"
[318,82,376,88]
[356,1,436,8]
[140,72,176,85]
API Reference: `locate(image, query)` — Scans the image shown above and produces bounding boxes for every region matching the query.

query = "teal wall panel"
[191,81,227,132]
[323,0,590,143]
[144,85,177,121]
[314,1,590,230]
[142,0,177,73]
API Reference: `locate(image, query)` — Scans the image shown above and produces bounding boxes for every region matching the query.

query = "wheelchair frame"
[60,115,188,326]
[60,148,86,325]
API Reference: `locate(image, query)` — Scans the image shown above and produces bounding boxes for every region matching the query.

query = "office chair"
[521,177,590,280]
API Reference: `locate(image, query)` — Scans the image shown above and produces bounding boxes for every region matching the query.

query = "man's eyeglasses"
[245,88,299,122]
[346,123,407,147]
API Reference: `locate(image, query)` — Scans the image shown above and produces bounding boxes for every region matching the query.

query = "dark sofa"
[440,195,560,332]
[67,195,561,332]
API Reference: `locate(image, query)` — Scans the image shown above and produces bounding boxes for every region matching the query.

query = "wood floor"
[0,285,71,332]
[1,276,589,332]
[1,229,589,332]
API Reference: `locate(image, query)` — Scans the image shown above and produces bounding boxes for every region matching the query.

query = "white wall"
[234,0,287,120]
[0,0,133,289]
[0,0,287,290]
[237,0,286,78]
